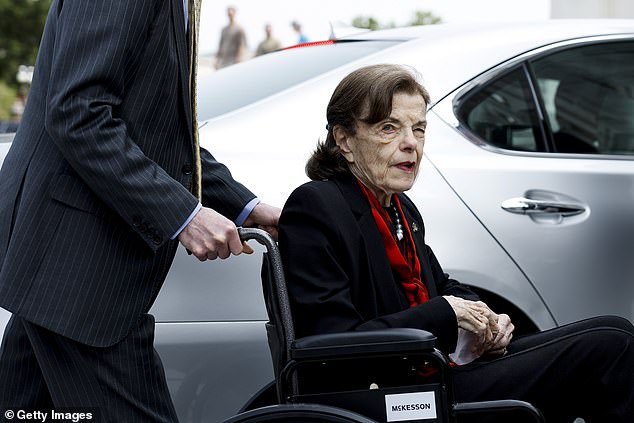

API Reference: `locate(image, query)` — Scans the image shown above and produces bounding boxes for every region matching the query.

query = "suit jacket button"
[182,164,193,175]
[153,236,162,245]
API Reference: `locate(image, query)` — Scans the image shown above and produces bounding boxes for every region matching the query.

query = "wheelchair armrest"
[290,328,436,360]
[454,400,545,422]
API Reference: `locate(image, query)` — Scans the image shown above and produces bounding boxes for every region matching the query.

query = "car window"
[456,67,545,152]
[530,41,634,155]
[196,40,399,121]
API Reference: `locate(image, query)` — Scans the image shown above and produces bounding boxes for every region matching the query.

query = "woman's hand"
[485,313,514,356]
[443,295,499,355]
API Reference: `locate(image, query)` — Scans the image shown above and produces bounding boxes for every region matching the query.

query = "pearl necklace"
[392,204,404,241]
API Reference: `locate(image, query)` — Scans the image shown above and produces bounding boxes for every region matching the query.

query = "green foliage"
[409,10,443,26]
[0,81,17,121]
[0,0,52,88]
[352,16,384,31]
[352,9,442,31]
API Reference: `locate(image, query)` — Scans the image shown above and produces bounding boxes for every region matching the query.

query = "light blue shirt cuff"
[235,198,261,226]
[171,202,202,240]
[171,198,260,240]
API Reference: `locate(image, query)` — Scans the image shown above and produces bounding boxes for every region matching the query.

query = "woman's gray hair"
[306,64,430,181]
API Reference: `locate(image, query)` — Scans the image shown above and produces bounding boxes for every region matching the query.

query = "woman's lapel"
[399,195,439,298]
[334,176,408,308]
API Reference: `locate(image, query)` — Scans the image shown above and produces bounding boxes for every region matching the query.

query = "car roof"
[339,20,634,102]
[199,19,634,125]
[342,19,634,42]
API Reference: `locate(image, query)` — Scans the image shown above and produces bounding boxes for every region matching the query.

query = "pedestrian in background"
[256,23,283,56]
[291,20,309,44]
[216,6,247,69]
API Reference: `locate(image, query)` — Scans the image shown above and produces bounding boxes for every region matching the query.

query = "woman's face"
[335,92,427,206]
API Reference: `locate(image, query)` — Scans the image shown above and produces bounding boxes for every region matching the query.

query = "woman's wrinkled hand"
[443,295,500,355]
[485,313,514,357]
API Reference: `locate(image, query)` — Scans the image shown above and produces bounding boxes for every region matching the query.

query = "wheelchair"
[223,228,545,423]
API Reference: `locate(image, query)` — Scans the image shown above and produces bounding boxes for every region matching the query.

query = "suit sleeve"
[44,0,198,251]
[199,147,256,222]
[280,183,461,354]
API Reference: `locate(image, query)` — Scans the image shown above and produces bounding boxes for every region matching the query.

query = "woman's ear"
[333,125,354,163]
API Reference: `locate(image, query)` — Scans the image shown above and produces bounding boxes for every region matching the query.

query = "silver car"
[1,19,633,423]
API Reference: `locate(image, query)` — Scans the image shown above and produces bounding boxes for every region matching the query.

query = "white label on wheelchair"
[385,391,437,421]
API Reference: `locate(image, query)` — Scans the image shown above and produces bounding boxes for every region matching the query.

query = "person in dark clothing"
[279,64,634,422]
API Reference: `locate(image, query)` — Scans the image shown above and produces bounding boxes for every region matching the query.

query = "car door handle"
[501,197,586,217]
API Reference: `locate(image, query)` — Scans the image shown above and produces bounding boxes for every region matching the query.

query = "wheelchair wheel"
[222,404,378,423]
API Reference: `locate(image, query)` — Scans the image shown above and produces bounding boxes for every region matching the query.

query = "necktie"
[188,0,202,200]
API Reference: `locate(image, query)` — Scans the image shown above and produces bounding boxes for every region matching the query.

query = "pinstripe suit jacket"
[0,0,255,347]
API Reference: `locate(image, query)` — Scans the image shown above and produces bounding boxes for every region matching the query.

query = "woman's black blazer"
[279,174,480,353]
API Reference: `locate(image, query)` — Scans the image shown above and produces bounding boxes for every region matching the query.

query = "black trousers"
[453,316,634,422]
[0,314,178,423]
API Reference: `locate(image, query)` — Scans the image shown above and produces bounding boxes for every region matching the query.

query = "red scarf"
[357,180,429,306]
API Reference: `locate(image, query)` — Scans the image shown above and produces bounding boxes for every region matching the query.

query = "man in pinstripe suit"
[0,0,279,421]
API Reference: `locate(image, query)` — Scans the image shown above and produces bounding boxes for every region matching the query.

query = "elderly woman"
[278,64,634,422]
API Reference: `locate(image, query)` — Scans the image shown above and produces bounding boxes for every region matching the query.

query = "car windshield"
[197,40,400,121]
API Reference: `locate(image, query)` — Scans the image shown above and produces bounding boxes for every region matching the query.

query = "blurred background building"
[552,0,634,18]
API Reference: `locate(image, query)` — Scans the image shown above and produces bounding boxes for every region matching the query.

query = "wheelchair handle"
[237,227,293,337]
[238,227,278,252]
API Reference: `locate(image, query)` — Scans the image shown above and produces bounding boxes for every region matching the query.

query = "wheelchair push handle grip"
[238,227,285,281]
[238,227,278,254]
[237,227,291,337]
